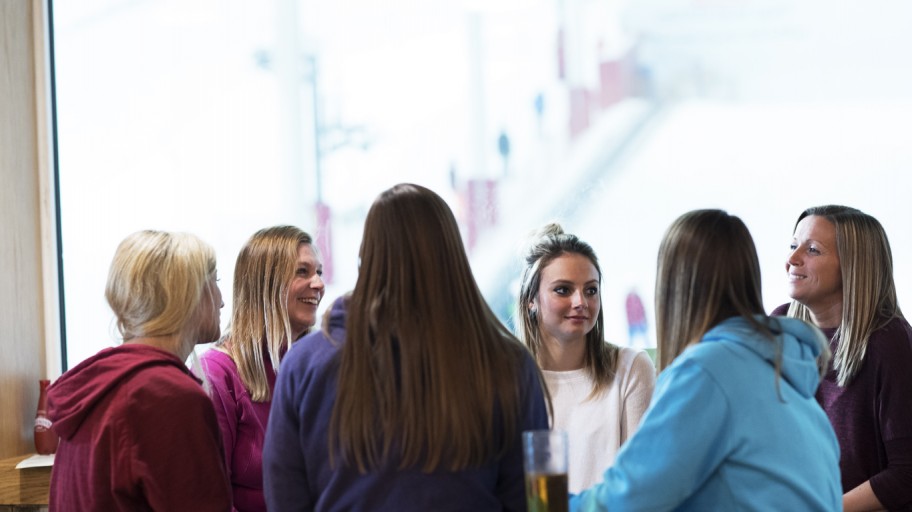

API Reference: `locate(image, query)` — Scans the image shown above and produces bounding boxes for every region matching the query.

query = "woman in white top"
[517,223,656,493]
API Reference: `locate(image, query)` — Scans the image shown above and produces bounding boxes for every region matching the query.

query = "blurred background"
[52,0,912,369]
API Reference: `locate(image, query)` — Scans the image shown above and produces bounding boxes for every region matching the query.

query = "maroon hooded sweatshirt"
[47,343,232,511]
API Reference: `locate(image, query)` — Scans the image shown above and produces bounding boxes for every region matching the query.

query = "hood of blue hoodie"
[701,316,827,398]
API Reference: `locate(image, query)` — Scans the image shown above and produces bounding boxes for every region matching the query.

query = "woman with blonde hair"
[200,225,324,511]
[516,222,655,493]
[572,209,840,511]
[48,230,231,511]
[775,205,912,511]
[263,183,549,511]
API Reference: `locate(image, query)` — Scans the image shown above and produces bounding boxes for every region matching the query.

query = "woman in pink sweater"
[200,225,324,512]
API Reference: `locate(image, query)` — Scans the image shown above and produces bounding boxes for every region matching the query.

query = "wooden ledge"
[0,455,51,506]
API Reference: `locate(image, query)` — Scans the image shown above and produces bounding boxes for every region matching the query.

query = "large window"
[52,0,912,370]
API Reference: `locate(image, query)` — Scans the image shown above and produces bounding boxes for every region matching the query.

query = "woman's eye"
[809,247,820,255]
[586,287,598,295]
[789,243,797,251]
[554,286,568,295]
[296,267,308,276]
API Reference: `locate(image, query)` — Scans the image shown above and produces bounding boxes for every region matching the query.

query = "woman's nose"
[787,248,801,267]
[572,290,587,308]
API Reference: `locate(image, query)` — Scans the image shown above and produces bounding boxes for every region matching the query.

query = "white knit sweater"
[542,346,656,493]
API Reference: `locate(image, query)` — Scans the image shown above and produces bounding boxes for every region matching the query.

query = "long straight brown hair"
[331,183,540,473]
[655,210,773,371]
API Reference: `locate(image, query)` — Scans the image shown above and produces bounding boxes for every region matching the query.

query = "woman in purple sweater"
[263,184,550,511]
[776,205,912,511]
[200,226,325,511]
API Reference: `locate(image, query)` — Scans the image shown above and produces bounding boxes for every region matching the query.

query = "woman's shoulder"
[770,303,790,316]
[876,315,912,335]
[283,328,343,374]
[199,346,235,371]
[198,346,244,390]
[867,315,912,357]
[672,336,742,376]
[615,345,655,375]
[859,317,912,395]
[611,346,657,402]
[125,363,211,407]
[509,339,539,371]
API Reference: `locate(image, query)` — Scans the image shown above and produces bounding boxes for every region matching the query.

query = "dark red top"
[48,344,232,511]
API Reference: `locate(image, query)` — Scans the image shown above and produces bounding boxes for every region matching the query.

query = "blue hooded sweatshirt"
[571,316,841,511]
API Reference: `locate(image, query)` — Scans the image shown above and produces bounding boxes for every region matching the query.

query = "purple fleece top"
[263,297,550,511]
[49,344,231,511]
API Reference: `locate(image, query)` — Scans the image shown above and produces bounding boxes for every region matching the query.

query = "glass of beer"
[523,429,569,512]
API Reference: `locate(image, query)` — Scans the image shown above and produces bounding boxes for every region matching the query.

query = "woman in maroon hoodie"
[47,230,232,511]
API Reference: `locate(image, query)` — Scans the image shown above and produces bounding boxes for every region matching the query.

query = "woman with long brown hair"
[263,183,549,511]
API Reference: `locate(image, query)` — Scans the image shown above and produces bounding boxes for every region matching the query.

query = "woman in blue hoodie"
[571,209,841,511]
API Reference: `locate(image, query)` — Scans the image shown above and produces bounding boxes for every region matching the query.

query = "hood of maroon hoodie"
[47,344,201,440]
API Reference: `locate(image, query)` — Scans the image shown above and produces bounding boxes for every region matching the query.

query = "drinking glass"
[523,429,569,512]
